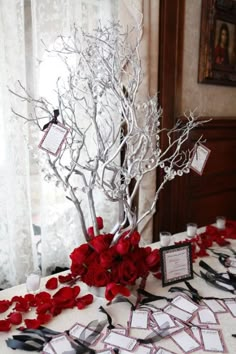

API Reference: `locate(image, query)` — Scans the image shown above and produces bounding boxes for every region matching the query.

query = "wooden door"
[153,0,236,241]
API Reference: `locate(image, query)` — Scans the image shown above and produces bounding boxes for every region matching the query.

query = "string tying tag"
[42,109,60,131]
[99,306,115,329]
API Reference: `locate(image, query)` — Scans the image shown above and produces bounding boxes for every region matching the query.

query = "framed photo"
[160,243,193,287]
[198,0,236,86]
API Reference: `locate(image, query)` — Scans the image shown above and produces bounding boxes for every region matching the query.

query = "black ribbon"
[6,338,43,351]
[137,289,170,304]
[42,109,59,131]
[99,306,115,329]
[111,295,136,311]
[199,260,236,289]
[137,323,169,344]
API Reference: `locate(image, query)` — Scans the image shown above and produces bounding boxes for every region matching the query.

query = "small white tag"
[190,143,210,175]
[171,330,200,352]
[130,310,149,329]
[152,311,176,328]
[198,307,217,324]
[50,334,75,354]
[201,329,224,352]
[224,300,236,317]
[171,295,198,314]
[103,332,137,351]
[203,299,226,313]
[164,304,192,322]
[39,123,69,156]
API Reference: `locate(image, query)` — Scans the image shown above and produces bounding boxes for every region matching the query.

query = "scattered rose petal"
[0,319,11,331]
[8,312,22,325]
[46,277,58,290]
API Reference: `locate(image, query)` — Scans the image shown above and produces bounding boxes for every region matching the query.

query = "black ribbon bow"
[42,109,59,131]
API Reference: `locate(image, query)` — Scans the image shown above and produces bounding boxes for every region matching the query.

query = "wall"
[179,0,236,117]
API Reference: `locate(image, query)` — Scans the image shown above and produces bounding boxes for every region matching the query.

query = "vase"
[88,286,106,298]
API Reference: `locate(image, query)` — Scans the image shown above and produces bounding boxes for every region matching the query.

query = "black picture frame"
[160,243,193,287]
[198,0,236,86]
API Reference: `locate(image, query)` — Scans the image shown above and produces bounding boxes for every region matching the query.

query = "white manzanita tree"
[10,21,206,243]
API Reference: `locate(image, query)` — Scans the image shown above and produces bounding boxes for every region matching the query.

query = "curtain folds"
[0,0,159,288]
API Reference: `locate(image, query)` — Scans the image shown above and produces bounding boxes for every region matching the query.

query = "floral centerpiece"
[11,22,207,303]
[70,217,160,301]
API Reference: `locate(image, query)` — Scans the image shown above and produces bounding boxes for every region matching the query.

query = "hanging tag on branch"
[39,109,69,156]
[190,143,211,175]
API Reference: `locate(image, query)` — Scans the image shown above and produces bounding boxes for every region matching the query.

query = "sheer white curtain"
[0,0,158,287]
[0,0,119,287]
[0,0,34,288]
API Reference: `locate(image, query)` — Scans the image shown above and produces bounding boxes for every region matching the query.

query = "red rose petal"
[0,319,11,331]
[0,300,11,313]
[96,217,104,230]
[46,277,58,290]
[58,273,73,283]
[76,294,93,309]
[25,318,41,329]
[72,286,81,298]
[35,291,51,303]
[8,312,22,325]
[37,313,52,324]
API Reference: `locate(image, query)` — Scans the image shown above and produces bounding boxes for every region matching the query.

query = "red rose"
[70,244,93,264]
[117,259,138,285]
[0,319,11,331]
[100,248,116,268]
[89,234,113,253]
[116,238,130,255]
[130,231,141,246]
[96,217,104,230]
[145,249,160,271]
[46,277,58,290]
[82,264,111,287]
[87,226,95,238]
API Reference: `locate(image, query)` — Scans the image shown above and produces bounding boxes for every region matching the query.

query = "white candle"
[160,231,172,247]
[26,273,41,293]
[216,216,226,230]
[186,223,197,238]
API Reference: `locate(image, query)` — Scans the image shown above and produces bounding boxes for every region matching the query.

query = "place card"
[171,295,199,314]
[198,307,218,324]
[224,299,236,317]
[130,310,149,329]
[203,299,226,313]
[190,326,201,344]
[160,243,193,287]
[103,332,137,351]
[164,304,193,322]
[69,322,101,345]
[190,143,211,175]
[42,343,55,354]
[49,334,75,354]
[151,311,176,329]
[171,330,200,353]
[201,329,225,352]
[39,123,69,156]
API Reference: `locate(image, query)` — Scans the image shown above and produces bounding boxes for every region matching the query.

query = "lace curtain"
[0,0,158,287]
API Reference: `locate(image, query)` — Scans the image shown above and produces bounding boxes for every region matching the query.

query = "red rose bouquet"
[70,218,160,301]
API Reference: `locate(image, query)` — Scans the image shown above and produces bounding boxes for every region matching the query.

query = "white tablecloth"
[1,227,236,353]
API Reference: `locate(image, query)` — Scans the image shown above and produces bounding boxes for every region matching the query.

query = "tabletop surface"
[1,226,236,354]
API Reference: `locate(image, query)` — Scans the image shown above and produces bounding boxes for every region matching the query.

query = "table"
[1,227,236,353]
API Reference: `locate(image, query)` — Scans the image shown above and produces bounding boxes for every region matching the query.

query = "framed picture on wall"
[198,0,236,86]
